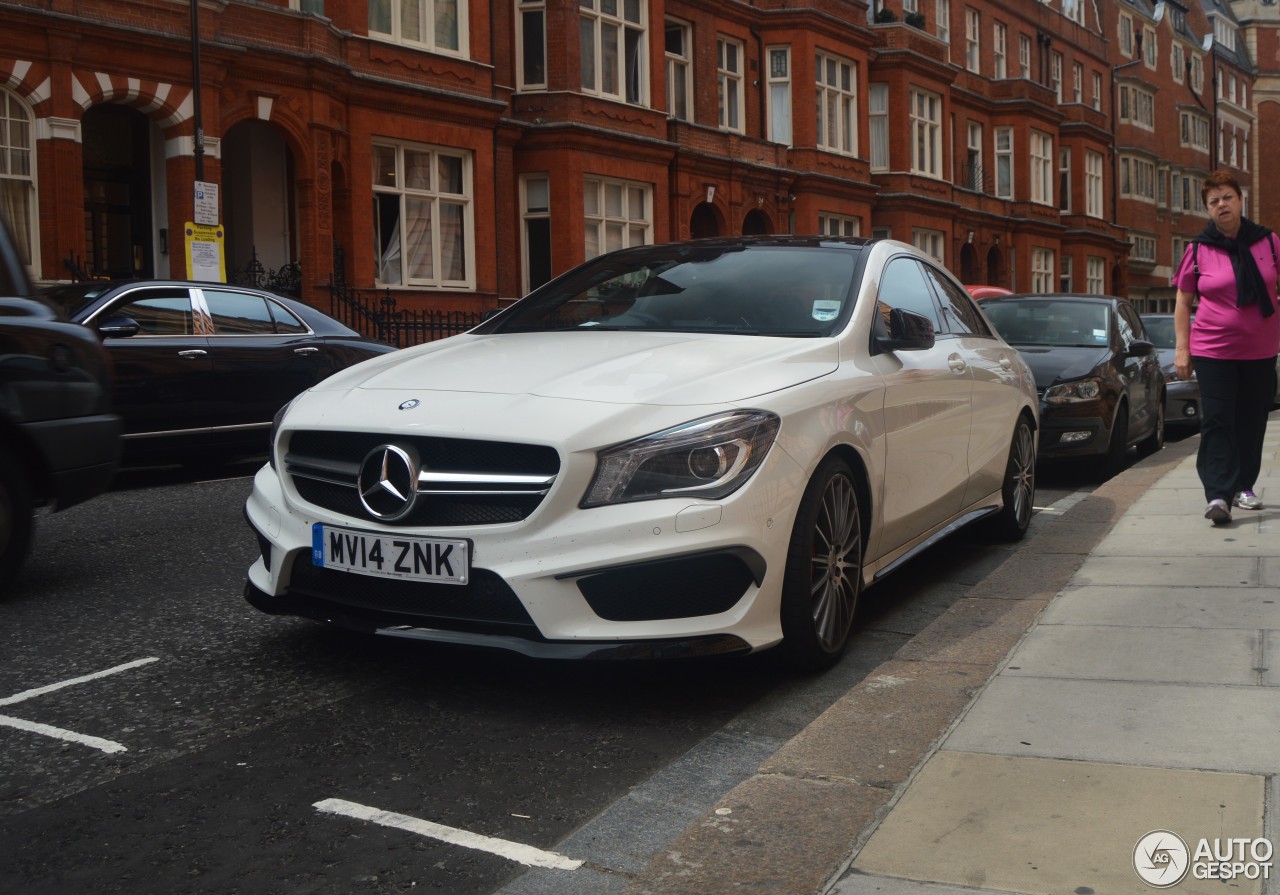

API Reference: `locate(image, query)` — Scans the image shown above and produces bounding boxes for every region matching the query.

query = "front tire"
[0,445,33,594]
[986,416,1036,541]
[1103,402,1130,479]
[780,457,863,672]
[1139,397,1165,456]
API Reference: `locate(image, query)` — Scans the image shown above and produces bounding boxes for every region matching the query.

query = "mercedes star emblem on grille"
[357,444,421,521]
[399,399,421,410]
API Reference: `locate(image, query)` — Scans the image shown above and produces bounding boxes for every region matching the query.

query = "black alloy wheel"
[780,456,863,672]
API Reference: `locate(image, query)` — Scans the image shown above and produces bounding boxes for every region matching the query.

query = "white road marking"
[0,714,127,754]
[314,798,584,871]
[0,657,159,707]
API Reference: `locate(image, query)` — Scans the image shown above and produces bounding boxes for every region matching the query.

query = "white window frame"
[965,8,980,73]
[1085,150,1103,218]
[1058,145,1071,213]
[583,176,651,260]
[0,87,37,275]
[1087,256,1105,294]
[869,83,889,172]
[1191,55,1203,93]
[1119,84,1155,130]
[520,174,551,295]
[818,213,861,237]
[909,87,943,178]
[1063,0,1084,26]
[1172,43,1184,84]
[937,0,951,48]
[1051,52,1062,102]
[965,121,983,191]
[368,0,468,57]
[995,126,1013,199]
[1091,71,1102,110]
[1157,164,1168,208]
[816,51,857,156]
[1180,111,1210,152]
[1143,26,1157,69]
[1018,34,1031,78]
[580,0,648,106]
[372,140,474,289]
[717,36,745,133]
[1119,13,1133,58]
[1131,234,1156,264]
[1031,247,1054,294]
[517,0,547,90]
[767,45,792,144]
[1059,254,1073,292]
[1031,130,1053,205]
[1072,62,1082,103]
[665,17,693,121]
[993,22,1007,79]
[1119,154,1156,202]
[913,228,945,263]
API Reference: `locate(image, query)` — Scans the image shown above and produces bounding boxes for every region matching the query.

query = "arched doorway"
[986,245,1004,288]
[742,209,770,235]
[222,119,297,287]
[960,243,978,283]
[690,202,721,239]
[81,104,156,278]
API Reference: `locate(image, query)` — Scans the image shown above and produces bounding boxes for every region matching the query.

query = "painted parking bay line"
[0,657,159,753]
[314,798,584,871]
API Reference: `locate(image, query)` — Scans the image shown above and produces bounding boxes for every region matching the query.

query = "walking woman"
[1172,170,1280,524]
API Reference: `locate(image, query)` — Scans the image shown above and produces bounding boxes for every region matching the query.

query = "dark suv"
[0,215,121,591]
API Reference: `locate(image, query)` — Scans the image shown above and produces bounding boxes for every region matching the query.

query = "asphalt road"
[0,451,1122,894]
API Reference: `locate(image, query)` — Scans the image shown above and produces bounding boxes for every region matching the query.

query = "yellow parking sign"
[184,222,226,283]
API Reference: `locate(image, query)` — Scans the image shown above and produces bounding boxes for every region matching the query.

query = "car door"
[1116,300,1160,440]
[866,256,973,553]
[199,287,324,431]
[94,285,211,439]
[923,264,1027,506]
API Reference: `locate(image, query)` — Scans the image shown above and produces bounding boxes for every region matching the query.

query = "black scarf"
[1193,217,1276,318]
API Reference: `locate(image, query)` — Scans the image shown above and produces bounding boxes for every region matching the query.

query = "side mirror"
[876,307,936,352]
[1127,339,1155,358]
[98,316,142,338]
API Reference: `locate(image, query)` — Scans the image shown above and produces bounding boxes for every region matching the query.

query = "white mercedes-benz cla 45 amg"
[244,237,1038,671]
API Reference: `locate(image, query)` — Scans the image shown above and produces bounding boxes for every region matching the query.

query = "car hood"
[1012,345,1111,388]
[310,331,840,405]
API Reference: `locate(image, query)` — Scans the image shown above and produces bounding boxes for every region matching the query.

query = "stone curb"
[621,434,1201,895]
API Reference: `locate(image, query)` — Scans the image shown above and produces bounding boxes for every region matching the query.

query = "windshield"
[1141,316,1176,349]
[982,299,1112,348]
[487,244,860,337]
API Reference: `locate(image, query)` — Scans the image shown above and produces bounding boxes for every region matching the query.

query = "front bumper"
[1164,379,1200,429]
[1034,408,1111,459]
[243,447,803,657]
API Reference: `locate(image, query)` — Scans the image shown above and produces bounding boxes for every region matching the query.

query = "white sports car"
[244,237,1038,670]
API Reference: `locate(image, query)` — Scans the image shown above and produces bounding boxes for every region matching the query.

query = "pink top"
[1171,233,1280,360]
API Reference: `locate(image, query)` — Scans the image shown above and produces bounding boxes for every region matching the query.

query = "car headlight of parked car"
[1044,377,1102,404]
[581,410,781,507]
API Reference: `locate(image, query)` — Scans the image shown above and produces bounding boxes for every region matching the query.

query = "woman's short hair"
[1201,169,1242,206]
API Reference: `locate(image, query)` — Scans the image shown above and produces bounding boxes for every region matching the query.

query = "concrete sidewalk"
[624,420,1280,895]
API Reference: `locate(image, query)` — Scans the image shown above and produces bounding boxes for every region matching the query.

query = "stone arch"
[742,208,771,235]
[690,201,723,239]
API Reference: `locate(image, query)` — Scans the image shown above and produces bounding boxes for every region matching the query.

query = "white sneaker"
[1233,490,1264,510]
[1205,499,1232,525]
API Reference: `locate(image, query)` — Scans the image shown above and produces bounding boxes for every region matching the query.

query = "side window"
[1118,302,1140,351]
[111,290,194,336]
[875,257,944,338]
[923,265,993,336]
[204,290,277,335]
[267,299,310,334]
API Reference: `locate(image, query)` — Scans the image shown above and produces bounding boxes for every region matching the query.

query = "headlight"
[1044,378,1102,404]
[581,410,781,507]
[268,399,294,470]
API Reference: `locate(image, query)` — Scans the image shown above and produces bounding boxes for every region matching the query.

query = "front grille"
[287,553,540,635]
[284,430,560,526]
[577,552,756,621]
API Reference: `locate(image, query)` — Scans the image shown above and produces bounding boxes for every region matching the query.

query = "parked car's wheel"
[1139,396,1165,456]
[985,416,1036,542]
[0,445,33,593]
[1103,402,1130,478]
[780,457,863,672]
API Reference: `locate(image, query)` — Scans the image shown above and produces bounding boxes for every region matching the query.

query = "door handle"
[294,347,320,355]
[178,349,207,358]
[948,354,967,374]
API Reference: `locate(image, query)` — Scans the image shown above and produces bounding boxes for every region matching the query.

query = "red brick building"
[0,0,1268,316]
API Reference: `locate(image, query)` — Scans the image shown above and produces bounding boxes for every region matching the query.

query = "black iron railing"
[328,275,488,348]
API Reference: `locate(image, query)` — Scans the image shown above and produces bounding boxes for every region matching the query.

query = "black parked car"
[1140,313,1202,431]
[0,216,121,591]
[979,293,1164,475]
[39,281,397,464]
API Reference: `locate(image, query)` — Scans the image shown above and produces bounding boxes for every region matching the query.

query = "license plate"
[312,524,470,585]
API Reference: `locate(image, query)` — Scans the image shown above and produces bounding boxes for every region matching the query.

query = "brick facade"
[0,0,1271,315]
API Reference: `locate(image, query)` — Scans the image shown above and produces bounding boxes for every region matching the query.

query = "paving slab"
[1067,554,1261,587]
[850,751,1265,895]
[1091,524,1280,556]
[1003,624,1263,685]
[944,676,1280,773]
[1038,584,1280,628]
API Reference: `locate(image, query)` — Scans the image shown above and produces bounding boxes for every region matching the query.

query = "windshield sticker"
[812,300,842,322]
